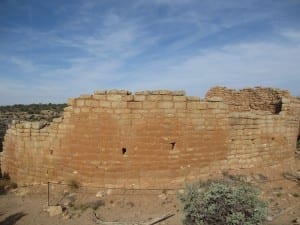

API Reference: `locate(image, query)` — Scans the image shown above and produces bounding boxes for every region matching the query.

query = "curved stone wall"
[1,87,300,188]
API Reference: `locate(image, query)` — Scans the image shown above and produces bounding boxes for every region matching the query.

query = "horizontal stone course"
[1,87,300,189]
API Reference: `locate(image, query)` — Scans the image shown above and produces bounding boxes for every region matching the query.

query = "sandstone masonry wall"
[1,87,300,188]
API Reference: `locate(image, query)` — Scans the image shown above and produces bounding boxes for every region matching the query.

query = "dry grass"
[0,178,17,194]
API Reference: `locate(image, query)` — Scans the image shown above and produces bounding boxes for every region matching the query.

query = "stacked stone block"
[1,87,300,188]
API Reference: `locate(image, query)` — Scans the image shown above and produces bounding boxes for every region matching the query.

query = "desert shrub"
[68,179,80,190]
[0,175,17,195]
[178,179,268,225]
[79,200,105,211]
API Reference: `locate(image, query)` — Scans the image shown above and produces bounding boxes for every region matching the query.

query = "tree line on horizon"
[0,103,67,114]
[0,103,67,152]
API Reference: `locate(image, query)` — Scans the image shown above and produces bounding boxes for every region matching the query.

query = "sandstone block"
[111,101,127,108]
[117,119,131,125]
[128,101,142,109]
[76,99,85,107]
[107,95,122,101]
[174,102,186,109]
[31,122,46,129]
[206,96,223,102]
[67,98,75,106]
[207,103,219,109]
[85,99,99,107]
[187,102,201,109]
[151,90,168,95]
[100,101,111,108]
[162,95,173,101]
[133,95,146,101]
[281,97,290,104]
[122,95,134,101]
[114,108,131,114]
[74,108,80,114]
[187,96,200,101]
[20,133,30,137]
[53,117,63,123]
[63,112,71,118]
[147,95,162,101]
[159,90,173,95]
[173,90,186,96]
[174,96,187,102]
[143,101,156,109]
[158,101,173,109]
[93,95,106,100]
[23,122,32,129]
[107,89,131,95]
[135,90,151,95]
[64,106,73,112]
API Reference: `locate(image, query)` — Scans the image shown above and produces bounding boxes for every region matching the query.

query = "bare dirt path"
[0,159,299,225]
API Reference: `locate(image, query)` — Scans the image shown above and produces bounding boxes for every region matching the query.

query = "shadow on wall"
[0,122,7,152]
[0,212,26,225]
[274,100,282,114]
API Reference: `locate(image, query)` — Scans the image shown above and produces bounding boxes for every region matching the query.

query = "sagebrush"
[0,174,17,195]
[68,179,80,190]
[178,179,268,225]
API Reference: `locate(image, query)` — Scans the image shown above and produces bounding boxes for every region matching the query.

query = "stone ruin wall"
[1,87,300,189]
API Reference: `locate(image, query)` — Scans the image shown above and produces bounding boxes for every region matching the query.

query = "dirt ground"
[0,159,299,225]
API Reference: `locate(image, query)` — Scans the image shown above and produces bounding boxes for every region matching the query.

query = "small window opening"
[274,100,282,114]
[50,149,53,155]
[170,142,176,150]
[122,147,127,155]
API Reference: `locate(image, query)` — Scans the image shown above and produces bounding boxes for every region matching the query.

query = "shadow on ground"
[0,212,26,225]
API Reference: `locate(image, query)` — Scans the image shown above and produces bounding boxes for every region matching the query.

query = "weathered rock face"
[1,87,300,188]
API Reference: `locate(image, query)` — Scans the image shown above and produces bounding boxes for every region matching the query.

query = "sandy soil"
[0,159,299,225]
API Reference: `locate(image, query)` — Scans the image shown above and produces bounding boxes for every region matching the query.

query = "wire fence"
[47,181,179,206]
[46,172,300,207]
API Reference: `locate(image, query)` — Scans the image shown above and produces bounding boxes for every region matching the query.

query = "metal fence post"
[48,181,50,206]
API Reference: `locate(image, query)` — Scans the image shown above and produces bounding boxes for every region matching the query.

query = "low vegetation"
[0,103,67,114]
[77,200,105,211]
[178,179,268,225]
[0,174,17,195]
[68,179,80,190]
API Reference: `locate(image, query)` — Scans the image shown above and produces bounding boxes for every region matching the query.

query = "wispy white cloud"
[0,56,36,73]
[120,34,300,97]
[0,0,300,104]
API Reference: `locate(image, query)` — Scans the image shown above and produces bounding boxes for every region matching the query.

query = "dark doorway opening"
[170,142,176,150]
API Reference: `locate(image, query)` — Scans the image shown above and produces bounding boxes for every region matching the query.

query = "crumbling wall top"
[205,86,293,114]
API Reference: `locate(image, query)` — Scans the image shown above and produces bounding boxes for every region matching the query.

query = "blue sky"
[0,0,300,104]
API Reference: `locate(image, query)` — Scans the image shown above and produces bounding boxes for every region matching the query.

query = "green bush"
[178,179,268,225]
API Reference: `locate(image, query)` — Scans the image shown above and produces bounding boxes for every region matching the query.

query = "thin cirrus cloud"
[0,0,299,105]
